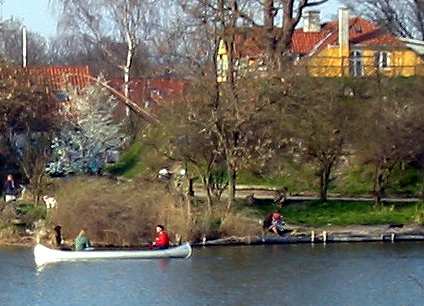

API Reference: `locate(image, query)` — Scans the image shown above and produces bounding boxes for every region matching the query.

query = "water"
[0,242,423,306]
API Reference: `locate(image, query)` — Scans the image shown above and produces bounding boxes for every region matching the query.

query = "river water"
[0,242,423,306]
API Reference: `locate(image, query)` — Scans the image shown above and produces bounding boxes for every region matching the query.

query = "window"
[350,50,363,77]
[375,51,391,69]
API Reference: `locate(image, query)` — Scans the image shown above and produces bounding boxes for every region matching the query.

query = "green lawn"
[106,142,148,178]
[248,200,424,226]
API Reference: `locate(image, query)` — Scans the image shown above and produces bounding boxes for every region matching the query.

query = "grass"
[330,164,374,196]
[238,162,423,198]
[110,140,423,199]
[247,199,424,226]
[106,142,148,178]
[385,164,422,196]
[237,161,317,192]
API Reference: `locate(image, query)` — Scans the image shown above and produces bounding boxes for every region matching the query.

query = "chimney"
[338,7,349,57]
[303,10,321,33]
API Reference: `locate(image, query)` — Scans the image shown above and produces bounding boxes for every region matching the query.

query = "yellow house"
[217,8,424,81]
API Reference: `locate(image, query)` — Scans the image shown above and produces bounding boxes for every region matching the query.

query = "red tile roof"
[291,30,331,54]
[26,66,92,91]
[109,78,187,107]
[349,28,404,47]
[233,17,405,58]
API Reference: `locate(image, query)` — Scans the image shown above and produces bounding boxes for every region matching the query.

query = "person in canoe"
[50,225,63,248]
[152,225,170,249]
[74,229,91,251]
[50,225,72,250]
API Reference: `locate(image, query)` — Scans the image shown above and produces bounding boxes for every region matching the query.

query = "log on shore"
[193,232,424,246]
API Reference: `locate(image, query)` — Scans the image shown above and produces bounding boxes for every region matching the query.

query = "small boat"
[34,243,192,266]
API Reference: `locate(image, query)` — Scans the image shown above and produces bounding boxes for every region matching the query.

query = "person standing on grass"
[3,174,17,203]
[152,225,170,249]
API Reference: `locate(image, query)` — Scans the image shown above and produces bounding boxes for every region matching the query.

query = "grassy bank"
[249,200,424,226]
[105,142,145,178]
[106,139,424,201]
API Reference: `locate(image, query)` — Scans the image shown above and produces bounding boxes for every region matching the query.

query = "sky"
[1,0,341,39]
[2,0,57,38]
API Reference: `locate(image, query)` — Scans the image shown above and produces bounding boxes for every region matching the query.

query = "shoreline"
[1,224,424,248]
[193,224,424,246]
[192,233,424,247]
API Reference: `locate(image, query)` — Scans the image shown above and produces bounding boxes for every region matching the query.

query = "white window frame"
[350,50,364,77]
[377,51,391,69]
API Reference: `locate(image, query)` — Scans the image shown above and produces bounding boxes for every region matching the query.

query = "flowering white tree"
[47,84,125,175]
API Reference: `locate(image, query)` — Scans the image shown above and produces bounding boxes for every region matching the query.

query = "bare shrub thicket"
[50,177,264,245]
[50,177,189,246]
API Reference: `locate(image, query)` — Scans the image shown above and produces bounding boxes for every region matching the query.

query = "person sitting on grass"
[263,210,286,235]
[74,229,91,251]
[152,225,170,249]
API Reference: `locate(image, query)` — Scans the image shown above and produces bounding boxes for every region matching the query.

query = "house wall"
[217,39,424,80]
[307,46,348,77]
[308,46,424,77]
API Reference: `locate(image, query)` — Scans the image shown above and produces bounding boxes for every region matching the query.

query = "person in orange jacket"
[152,224,170,249]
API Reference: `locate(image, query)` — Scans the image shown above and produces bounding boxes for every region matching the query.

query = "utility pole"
[0,0,4,56]
[22,26,27,68]
[0,0,4,22]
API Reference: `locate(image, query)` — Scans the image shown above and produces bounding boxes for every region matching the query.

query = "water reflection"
[1,242,424,306]
[158,258,170,272]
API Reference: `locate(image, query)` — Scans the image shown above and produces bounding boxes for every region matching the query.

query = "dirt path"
[194,185,421,202]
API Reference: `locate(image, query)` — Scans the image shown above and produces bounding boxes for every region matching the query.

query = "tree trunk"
[202,176,213,214]
[226,163,237,215]
[319,168,329,202]
[373,167,384,207]
[319,161,334,202]
[124,49,132,117]
[263,0,276,67]
[185,178,193,226]
[124,6,134,118]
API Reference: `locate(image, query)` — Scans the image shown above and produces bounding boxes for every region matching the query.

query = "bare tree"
[0,18,50,65]
[353,78,424,206]
[51,0,158,114]
[344,0,424,40]
[144,90,222,214]
[280,78,358,201]
[48,35,153,78]
[263,0,329,72]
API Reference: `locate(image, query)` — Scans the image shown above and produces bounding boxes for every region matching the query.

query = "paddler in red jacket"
[152,225,170,249]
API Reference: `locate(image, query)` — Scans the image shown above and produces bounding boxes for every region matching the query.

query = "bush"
[219,213,262,237]
[106,142,144,177]
[50,177,190,246]
[16,203,47,224]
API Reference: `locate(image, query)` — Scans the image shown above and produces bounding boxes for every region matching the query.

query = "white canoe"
[34,243,192,266]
